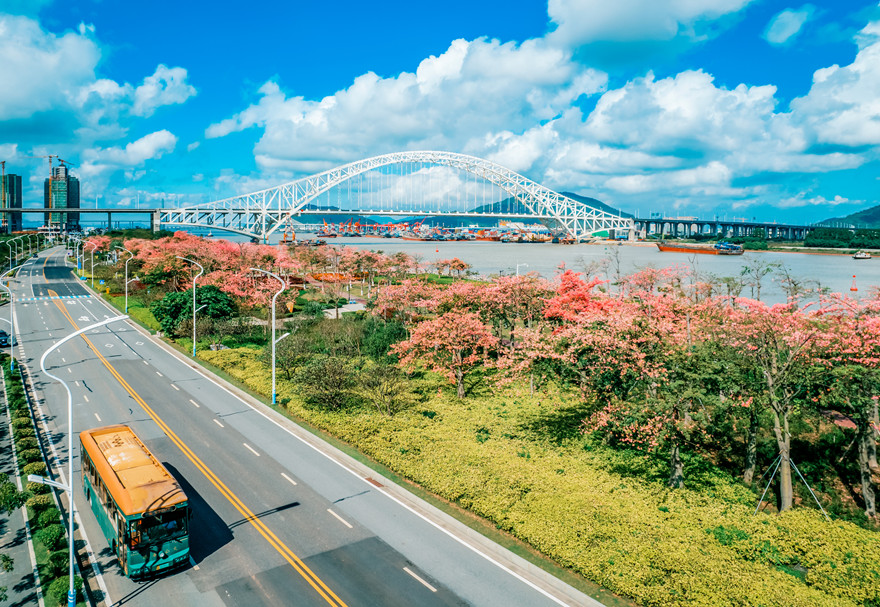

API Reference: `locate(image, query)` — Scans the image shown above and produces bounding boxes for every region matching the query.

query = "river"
[319,236,880,304]
[188,228,879,305]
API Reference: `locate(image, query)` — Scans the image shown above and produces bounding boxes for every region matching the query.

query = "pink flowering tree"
[393,311,497,398]
[815,295,880,517]
[714,298,827,511]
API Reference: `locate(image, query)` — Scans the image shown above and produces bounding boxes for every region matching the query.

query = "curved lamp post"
[5,239,14,274]
[176,257,204,356]
[85,241,97,289]
[250,267,288,405]
[37,314,128,607]
[116,246,133,313]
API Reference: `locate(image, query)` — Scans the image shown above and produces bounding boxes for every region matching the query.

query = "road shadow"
[227,501,300,530]
[164,463,232,565]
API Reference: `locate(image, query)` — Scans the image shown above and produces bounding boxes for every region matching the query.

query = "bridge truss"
[159,151,633,241]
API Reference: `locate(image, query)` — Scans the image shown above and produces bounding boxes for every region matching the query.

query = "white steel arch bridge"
[159,151,633,241]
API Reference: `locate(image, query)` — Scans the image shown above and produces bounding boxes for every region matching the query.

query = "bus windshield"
[131,510,188,546]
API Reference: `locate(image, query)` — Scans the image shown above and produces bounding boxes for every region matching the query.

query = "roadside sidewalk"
[1,369,43,607]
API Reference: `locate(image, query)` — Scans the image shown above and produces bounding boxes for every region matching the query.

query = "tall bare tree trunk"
[772,407,793,512]
[870,399,879,470]
[455,368,465,399]
[743,406,759,483]
[859,427,877,517]
[669,443,684,488]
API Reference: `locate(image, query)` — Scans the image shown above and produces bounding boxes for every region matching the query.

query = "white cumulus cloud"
[764,6,814,46]
[547,0,756,46]
[0,14,196,140]
[132,64,197,117]
[78,130,178,182]
[790,20,880,147]
[206,37,607,176]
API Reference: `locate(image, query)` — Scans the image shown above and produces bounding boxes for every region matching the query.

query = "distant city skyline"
[0,0,878,224]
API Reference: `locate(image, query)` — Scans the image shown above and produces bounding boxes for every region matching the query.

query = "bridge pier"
[151,210,160,233]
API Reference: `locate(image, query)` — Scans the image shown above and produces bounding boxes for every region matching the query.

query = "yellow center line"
[48,290,348,607]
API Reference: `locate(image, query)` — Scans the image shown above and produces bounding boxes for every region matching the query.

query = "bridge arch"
[160,151,633,241]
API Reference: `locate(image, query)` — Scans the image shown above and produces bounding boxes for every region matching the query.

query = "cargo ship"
[656,242,744,255]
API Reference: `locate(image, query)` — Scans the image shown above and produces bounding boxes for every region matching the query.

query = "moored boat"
[853,250,872,259]
[656,241,744,255]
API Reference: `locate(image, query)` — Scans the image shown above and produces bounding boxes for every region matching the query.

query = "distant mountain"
[822,203,880,229]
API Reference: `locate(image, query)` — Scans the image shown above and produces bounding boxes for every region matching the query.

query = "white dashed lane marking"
[243,443,260,457]
[281,473,297,486]
[213,419,224,428]
[403,567,438,593]
[188,399,200,408]
[327,509,353,529]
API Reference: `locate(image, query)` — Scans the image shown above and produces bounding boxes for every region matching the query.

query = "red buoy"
[851,275,858,292]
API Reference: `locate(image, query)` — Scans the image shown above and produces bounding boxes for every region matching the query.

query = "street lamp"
[516,263,529,276]
[0,267,15,371]
[38,314,128,607]
[125,276,139,314]
[85,241,97,289]
[5,239,14,274]
[250,267,286,404]
[176,257,204,357]
[116,246,133,312]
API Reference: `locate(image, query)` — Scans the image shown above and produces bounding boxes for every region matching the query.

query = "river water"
[319,236,880,305]
[188,228,879,305]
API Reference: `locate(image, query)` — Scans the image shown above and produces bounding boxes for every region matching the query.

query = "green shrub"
[38,507,61,528]
[46,576,82,604]
[14,437,38,451]
[11,416,31,429]
[25,494,53,511]
[46,550,69,579]
[21,462,46,477]
[16,449,42,465]
[26,481,50,495]
[36,524,65,551]
[13,426,34,440]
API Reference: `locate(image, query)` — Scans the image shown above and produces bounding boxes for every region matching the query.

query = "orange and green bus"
[80,424,190,578]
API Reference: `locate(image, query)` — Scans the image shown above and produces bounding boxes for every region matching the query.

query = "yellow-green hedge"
[200,347,879,607]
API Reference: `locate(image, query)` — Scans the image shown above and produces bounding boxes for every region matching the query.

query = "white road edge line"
[82,275,579,607]
[281,472,297,486]
[243,443,260,456]
[188,399,200,408]
[327,508,353,529]
[404,566,438,592]
[213,419,224,428]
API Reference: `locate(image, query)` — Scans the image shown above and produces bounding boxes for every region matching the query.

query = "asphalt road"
[9,248,596,607]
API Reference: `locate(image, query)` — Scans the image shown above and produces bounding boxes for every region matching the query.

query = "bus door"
[116,514,127,573]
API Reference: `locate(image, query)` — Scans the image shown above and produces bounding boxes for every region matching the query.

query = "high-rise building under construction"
[1,173,22,233]
[44,164,79,231]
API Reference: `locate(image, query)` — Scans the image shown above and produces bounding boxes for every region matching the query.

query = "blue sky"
[1,0,878,224]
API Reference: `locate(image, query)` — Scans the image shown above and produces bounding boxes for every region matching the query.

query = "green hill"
[822,203,880,228]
